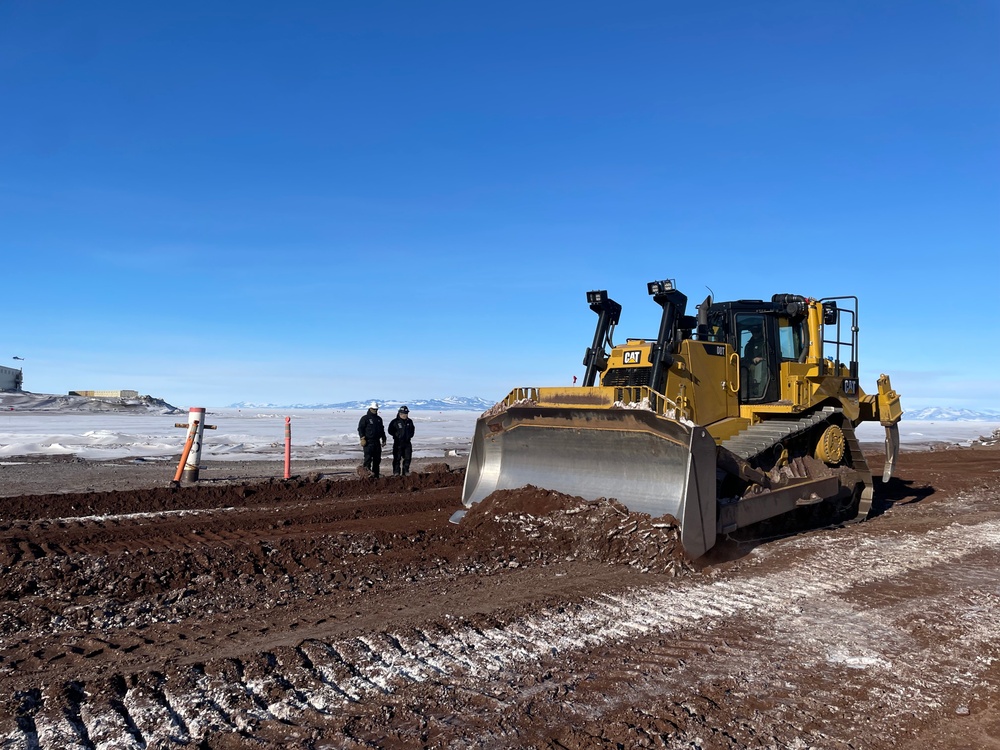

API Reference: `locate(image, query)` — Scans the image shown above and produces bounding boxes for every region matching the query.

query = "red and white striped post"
[170,418,200,488]
[284,416,291,479]
[183,407,206,484]
[171,407,216,486]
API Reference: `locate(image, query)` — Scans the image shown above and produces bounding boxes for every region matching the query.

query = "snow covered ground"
[0,408,482,462]
[0,404,997,462]
[854,419,1000,448]
[0,392,996,461]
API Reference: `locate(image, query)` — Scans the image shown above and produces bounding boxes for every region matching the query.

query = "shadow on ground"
[871,475,935,516]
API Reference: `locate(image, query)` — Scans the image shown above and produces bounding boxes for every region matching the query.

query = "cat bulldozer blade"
[455,281,903,559]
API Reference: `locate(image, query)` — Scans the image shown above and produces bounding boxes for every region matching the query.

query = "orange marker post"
[284,416,291,479]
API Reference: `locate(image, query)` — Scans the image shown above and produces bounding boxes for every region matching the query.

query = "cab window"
[777,316,807,361]
[736,314,765,358]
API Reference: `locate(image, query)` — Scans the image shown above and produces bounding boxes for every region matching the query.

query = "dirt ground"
[1,445,999,749]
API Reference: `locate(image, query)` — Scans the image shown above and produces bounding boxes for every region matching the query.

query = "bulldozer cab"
[705,301,811,405]
[589,291,818,408]
[706,304,785,404]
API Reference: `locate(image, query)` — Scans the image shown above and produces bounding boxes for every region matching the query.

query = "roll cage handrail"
[818,295,859,378]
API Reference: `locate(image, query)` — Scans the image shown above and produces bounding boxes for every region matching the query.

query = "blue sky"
[2,1,997,409]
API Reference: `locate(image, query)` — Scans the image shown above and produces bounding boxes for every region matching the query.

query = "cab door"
[735,313,779,403]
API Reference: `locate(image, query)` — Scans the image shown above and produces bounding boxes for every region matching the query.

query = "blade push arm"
[582,290,622,387]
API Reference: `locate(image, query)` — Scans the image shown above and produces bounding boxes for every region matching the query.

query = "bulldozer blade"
[461,406,719,558]
[883,423,900,482]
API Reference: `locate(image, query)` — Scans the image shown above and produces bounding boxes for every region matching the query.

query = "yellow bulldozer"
[458,280,903,558]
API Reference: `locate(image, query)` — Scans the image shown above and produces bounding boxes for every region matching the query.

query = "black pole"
[582,291,622,387]
[648,288,687,393]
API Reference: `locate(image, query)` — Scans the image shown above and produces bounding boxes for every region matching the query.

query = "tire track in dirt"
[0,486,466,668]
[447,517,1000,747]
[5,516,1000,748]
[356,517,1000,748]
[0,490,457,556]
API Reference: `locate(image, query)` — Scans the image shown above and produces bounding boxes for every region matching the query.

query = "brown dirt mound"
[462,486,693,575]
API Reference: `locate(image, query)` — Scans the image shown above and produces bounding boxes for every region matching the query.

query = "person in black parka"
[388,405,415,476]
[358,402,386,478]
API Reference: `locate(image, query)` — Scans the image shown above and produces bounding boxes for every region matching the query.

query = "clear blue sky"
[2,1,997,409]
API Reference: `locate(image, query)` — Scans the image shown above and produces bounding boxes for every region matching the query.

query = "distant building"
[69,389,140,400]
[0,365,23,392]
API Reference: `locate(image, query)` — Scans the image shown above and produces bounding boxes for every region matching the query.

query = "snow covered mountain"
[226,396,496,411]
[905,407,1000,422]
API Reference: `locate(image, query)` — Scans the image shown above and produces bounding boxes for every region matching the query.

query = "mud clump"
[461,486,694,575]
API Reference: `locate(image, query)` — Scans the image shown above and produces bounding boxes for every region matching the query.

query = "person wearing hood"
[357,402,386,478]
[388,405,415,476]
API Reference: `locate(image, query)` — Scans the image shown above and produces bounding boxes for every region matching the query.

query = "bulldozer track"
[720,404,840,460]
[719,404,876,522]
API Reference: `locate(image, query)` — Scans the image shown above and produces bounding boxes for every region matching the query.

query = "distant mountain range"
[905,407,1000,422]
[226,396,496,411]
[222,398,1000,420]
[6,389,997,421]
